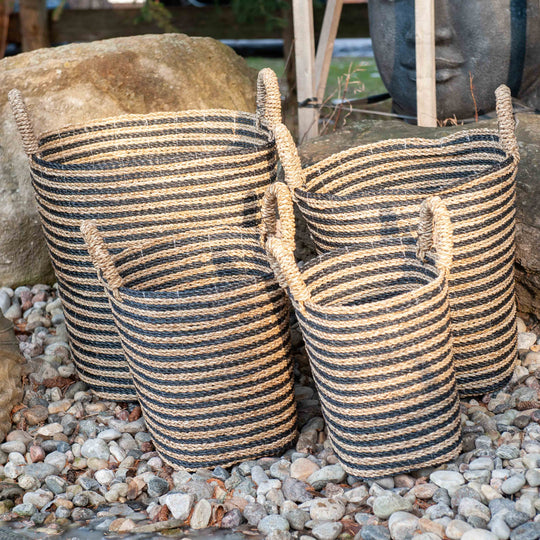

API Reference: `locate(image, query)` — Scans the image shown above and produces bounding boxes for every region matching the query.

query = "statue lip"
[401,56,464,83]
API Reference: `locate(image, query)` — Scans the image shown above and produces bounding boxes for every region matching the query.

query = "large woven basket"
[263,183,461,478]
[274,85,519,396]
[8,69,282,401]
[80,222,297,470]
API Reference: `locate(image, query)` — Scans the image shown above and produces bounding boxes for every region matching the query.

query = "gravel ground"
[1,283,540,540]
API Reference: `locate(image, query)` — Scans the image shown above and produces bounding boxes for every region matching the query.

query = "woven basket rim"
[32,138,276,172]
[38,108,271,142]
[108,227,277,300]
[296,247,446,315]
[298,155,515,202]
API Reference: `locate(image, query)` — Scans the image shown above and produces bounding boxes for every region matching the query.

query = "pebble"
[388,511,419,540]
[372,493,414,519]
[258,515,290,535]
[501,475,526,495]
[161,493,194,521]
[309,498,345,521]
[430,471,466,495]
[81,438,110,460]
[518,333,538,350]
[290,458,320,481]
[306,464,346,490]
[311,521,342,540]
[1,440,27,454]
[360,525,391,540]
[461,530,499,540]
[446,519,473,539]
[190,499,212,529]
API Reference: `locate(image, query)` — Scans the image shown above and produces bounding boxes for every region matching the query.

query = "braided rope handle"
[80,221,124,297]
[273,122,307,193]
[256,68,282,129]
[7,89,39,156]
[495,84,519,160]
[262,183,311,305]
[416,196,453,274]
[260,182,296,249]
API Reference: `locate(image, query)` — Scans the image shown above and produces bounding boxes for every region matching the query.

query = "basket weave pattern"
[81,223,297,470]
[9,69,282,401]
[275,85,519,396]
[263,183,461,477]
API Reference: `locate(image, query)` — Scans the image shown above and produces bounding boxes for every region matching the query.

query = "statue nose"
[435,26,454,44]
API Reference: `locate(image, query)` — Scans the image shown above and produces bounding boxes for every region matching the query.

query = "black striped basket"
[262,183,461,478]
[274,85,519,396]
[8,69,282,401]
[80,222,297,470]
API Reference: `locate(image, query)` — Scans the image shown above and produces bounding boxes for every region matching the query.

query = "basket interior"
[37,111,273,166]
[305,131,508,197]
[114,231,274,295]
[302,248,440,307]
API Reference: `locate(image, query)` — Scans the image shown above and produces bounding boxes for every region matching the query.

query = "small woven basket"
[9,69,282,401]
[80,222,297,470]
[274,85,519,396]
[262,183,461,478]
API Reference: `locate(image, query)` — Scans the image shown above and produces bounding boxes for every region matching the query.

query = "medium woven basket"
[80,222,297,470]
[8,69,282,401]
[274,85,519,396]
[262,183,461,478]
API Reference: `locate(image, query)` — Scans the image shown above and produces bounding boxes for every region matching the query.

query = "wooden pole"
[19,0,49,51]
[414,0,437,126]
[292,0,319,142]
[314,0,343,103]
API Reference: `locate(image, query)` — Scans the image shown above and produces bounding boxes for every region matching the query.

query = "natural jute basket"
[262,183,461,478]
[274,85,519,396]
[80,222,297,470]
[8,69,282,401]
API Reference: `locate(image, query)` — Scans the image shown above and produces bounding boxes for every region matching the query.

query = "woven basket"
[80,222,297,470]
[262,183,461,478]
[8,69,282,401]
[274,85,519,396]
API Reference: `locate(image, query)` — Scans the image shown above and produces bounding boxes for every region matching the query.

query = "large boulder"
[298,113,540,318]
[0,315,22,442]
[0,33,257,287]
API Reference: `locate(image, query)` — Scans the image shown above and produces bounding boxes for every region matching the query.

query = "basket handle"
[495,84,519,159]
[263,184,311,306]
[256,68,282,129]
[7,89,39,156]
[80,221,124,297]
[260,182,296,250]
[273,122,307,193]
[416,196,453,274]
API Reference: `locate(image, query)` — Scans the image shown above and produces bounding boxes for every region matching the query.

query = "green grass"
[246,56,386,101]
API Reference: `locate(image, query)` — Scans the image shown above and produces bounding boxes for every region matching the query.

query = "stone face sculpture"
[368,0,540,120]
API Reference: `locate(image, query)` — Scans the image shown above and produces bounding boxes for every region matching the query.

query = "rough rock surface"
[298,113,540,318]
[0,33,257,288]
[0,314,23,442]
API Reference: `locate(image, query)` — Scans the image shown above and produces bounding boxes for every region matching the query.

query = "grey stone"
[22,489,53,509]
[388,511,419,540]
[360,525,391,540]
[306,464,346,490]
[282,476,313,503]
[458,498,491,522]
[284,509,310,531]
[311,521,342,540]
[1,441,26,454]
[425,502,455,520]
[497,445,521,460]
[71,507,95,521]
[446,519,473,539]
[490,498,516,517]
[510,522,540,540]
[243,502,267,526]
[525,469,540,487]
[45,475,68,494]
[161,492,193,521]
[221,509,243,528]
[12,503,37,516]
[190,499,212,530]
[309,498,345,521]
[504,511,531,529]
[24,462,59,480]
[212,466,230,482]
[461,531,499,540]
[81,438,110,460]
[258,515,290,535]
[372,493,414,519]
[147,476,169,498]
[501,475,526,495]
[489,516,511,540]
